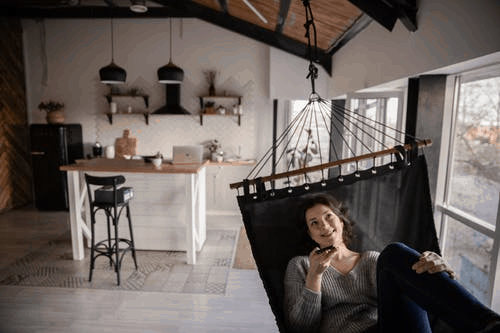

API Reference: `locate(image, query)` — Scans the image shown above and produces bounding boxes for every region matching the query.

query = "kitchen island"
[60,158,208,264]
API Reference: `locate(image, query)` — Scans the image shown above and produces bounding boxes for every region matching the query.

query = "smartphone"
[316,245,335,254]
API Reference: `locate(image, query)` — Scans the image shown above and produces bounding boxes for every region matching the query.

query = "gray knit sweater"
[284,251,380,333]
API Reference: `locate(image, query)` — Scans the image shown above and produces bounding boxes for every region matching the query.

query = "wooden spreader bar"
[229,139,432,190]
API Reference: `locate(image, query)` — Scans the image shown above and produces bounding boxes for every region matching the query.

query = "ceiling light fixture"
[157,18,184,84]
[99,17,127,84]
[130,0,147,13]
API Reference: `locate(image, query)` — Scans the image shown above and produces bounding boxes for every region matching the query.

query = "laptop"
[172,145,204,164]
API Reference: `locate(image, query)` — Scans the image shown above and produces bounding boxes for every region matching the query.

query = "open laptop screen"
[172,145,204,164]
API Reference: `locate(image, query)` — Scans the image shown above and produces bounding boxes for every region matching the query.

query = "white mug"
[105,145,115,159]
[152,157,162,169]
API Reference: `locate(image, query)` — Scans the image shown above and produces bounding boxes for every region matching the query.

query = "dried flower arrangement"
[204,69,219,96]
[204,70,218,86]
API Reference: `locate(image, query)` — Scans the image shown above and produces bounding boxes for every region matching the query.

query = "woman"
[284,193,500,333]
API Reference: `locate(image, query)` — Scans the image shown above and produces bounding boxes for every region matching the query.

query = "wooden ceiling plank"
[283,0,363,51]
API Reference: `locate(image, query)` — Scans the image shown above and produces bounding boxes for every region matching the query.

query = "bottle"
[93,142,103,158]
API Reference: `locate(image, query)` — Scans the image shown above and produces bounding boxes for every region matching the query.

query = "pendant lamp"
[157,18,184,84]
[99,17,127,84]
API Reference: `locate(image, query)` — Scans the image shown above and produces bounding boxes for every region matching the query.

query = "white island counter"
[61,158,208,264]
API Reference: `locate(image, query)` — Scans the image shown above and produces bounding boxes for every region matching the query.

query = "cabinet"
[105,94,150,125]
[198,96,242,126]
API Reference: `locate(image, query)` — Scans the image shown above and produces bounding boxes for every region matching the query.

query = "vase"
[46,110,65,124]
[209,84,215,96]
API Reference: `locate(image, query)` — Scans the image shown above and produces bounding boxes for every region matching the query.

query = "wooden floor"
[0,206,278,333]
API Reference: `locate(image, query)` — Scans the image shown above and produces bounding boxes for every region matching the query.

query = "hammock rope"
[229,0,432,191]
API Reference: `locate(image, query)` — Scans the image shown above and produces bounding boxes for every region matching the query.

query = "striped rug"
[0,229,237,295]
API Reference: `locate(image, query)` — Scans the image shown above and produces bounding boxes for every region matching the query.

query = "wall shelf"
[105,93,150,125]
[198,95,242,126]
[106,94,149,108]
[199,114,241,126]
[105,112,150,125]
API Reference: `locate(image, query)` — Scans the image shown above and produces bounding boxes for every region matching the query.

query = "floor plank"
[0,206,278,333]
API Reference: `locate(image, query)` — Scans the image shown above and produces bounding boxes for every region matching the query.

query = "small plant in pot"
[38,100,65,124]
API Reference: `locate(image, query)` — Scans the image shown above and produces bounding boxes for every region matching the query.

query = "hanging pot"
[46,110,65,124]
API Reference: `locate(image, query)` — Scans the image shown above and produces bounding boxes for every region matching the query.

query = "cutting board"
[114,129,138,159]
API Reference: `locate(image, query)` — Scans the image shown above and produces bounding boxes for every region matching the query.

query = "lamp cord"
[169,18,173,62]
[110,16,115,62]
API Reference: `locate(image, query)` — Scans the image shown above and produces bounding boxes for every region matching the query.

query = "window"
[436,64,500,308]
[344,92,405,171]
[280,93,404,186]
[280,99,332,186]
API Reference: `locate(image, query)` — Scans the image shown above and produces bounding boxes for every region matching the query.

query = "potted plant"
[38,100,65,124]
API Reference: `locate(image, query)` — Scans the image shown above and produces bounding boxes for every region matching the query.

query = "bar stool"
[85,173,138,285]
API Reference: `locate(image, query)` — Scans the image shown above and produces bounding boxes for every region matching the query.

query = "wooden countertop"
[206,159,256,166]
[60,158,209,174]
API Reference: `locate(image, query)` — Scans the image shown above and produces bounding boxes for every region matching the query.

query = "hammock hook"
[394,145,407,168]
[408,140,419,165]
[242,179,250,197]
[371,157,377,174]
[255,177,268,200]
[354,161,361,178]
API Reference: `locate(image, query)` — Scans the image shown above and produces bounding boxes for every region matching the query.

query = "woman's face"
[305,203,345,249]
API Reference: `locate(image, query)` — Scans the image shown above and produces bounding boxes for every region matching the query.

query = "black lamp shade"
[99,62,127,84]
[157,61,184,84]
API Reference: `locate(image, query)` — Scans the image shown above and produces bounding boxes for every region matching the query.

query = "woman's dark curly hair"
[297,193,355,250]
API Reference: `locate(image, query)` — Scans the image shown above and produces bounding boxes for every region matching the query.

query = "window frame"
[344,91,406,171]
[435,67,500,311]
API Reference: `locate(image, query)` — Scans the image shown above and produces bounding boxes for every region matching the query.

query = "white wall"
[22,17,332,214]
[23,18,266,159]
[328,0,500,97]
[22,18,277,213]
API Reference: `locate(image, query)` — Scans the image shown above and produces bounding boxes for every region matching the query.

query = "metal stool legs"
[127,205,138,270]
[85,173,138,286]
[88,205,138,286]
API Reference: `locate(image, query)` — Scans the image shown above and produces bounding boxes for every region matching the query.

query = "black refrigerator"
[30,124,84,211]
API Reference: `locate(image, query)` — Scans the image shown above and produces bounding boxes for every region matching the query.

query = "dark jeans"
[376,242,500,333]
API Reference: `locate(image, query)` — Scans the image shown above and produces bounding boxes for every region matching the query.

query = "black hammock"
[230,3,452,331]
[229,98,453,332]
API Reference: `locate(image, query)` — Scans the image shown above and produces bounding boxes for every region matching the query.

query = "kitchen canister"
[105,145,115,159]
[110,102,117,114]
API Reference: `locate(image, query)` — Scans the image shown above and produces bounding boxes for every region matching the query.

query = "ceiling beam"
[394,0,418,32]
[275,0,291,34]
[2,1,332,75]
[327,14,372,56]
[348,0,398,31]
